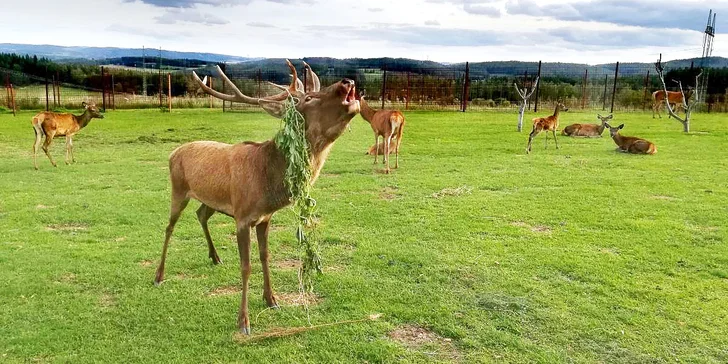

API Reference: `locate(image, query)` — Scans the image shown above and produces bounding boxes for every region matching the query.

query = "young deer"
[606,123,657,155]
[562,114,612,137]
[358,96,405,173]
[526,101,568,154]
[366,139,398,156]
[31,102,104,169]
[154,60,360,335]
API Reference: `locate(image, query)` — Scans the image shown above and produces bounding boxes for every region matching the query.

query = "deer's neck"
[359,99,376,123]
[75,110,94,128]
[552,105,560,118]
[597,124,606,135]
[611,132,624,146]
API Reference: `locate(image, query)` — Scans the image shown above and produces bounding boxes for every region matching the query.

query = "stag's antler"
[302,61,321,92]
[192,59,303,104]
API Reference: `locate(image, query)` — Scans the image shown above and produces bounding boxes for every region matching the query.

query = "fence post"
[45,68,50,112]
[581,69,589,109]
[602,74,608,110]
[56,71,61,107]
[534,60,542,112]
[257,69,262,98]
[10,84,16,116]
[610,62,620,114]
[101,66,107,112]
[221,63,226,113]
[461,62,470,112]
[168,73,172,112]
[111,74,116,110]
[4,73,9,109]
[381,65,387,109]
[405,72,410,110]
[303,67,308,93]
[642,70,650,111]
[209,76,213,109]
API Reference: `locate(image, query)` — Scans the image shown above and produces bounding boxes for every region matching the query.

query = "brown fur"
[154,61,359,335]
[359,97,405,173]
[606,123,657,155]
[562,114,612,137]
[526,102,568,154]
[31,102,104,169]
[652,90,687,119]
[366,139,398,156]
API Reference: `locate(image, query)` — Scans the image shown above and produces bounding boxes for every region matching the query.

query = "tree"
[514,77,539,132]
[654,57,702,133]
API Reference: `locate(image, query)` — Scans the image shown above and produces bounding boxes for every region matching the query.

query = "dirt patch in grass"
[431,185,472,199]
[56,272,76,283]
[273,259,301,270]
[651,195,679,201]
[207,285,239,297]
[46,223,88,232]
[99,293,116,308]
[511,221,552,234]
[380,186,399,201]
[139,259,154,267]
[36,204,55,210]
[276,292,322,307]
[599,247,620,256]
[388,325,459,360]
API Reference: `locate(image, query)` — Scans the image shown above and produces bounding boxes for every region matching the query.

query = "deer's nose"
[342,78,354,86]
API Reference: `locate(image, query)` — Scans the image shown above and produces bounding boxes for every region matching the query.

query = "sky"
[2,0,725,64]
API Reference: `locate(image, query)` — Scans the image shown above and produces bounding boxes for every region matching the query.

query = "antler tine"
[192,68,259,104]
[302,61,321,92]
[285,59,301,93]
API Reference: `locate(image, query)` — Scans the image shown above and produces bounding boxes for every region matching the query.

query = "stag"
[525,101,568,154]
[358,96,405,173]
[562,114,612,138]
[153,60,360,335]
[31,102,104,170]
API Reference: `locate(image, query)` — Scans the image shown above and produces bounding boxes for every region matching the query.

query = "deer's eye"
[305,96,313,102]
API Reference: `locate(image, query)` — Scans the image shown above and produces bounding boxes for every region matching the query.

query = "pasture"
[0,109,727,362]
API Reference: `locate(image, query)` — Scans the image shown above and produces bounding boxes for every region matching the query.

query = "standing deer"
[358,96,405,173]
[606,123,657,155]
[153,60,360,335]
[652,90,688,119]
[526,101,568,154]
[562,114,612,137]
[31,102,104,170]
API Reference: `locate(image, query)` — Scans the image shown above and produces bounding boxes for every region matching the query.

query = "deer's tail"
[32,115,45,136]
[647,143,657,155]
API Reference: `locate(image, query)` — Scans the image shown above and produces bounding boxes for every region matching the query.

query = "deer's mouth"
[343,85,356,105]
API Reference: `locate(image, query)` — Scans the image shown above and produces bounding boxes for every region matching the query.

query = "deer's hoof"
[210,255,222,265]
[240,326,251,335]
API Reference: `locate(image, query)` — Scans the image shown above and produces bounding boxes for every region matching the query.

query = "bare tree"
[654,58,702,133]
[514,77,539,132]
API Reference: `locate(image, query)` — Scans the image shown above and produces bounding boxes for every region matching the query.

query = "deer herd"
[27,60,677,335]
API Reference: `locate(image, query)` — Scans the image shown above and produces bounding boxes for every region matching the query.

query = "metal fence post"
[642,70,650,111]
[461,62,470,112]
[406,72,410,110]
[581,69,588,109]
[534,60,542,112]
[381,65,387,109]
[101,66,106,112]
[168,73,172,112]
[602,74,608,110]
[45,68,50,111]
[610,62,620,114]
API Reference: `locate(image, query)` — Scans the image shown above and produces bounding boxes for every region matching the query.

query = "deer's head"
[597,114,613,126]
[557,100,569,112]
[605,122,624,138]
[193,60,359,142]
[82,102,104,119]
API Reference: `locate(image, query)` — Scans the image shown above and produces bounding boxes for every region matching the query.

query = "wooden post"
[101,66,107,112]
[111,74,116,110]
[45,68,50,112]
[381,65,387,109]
[52,75,57,107]
[581,69,588,109]
[168,73,172,112]
[56,71,61,107]
[257,69,262,98]
[4,73,10,109]
[602,74,609,110]
[10,84,16,116]
[405,72,410,110]
[209,76,213,109]
[534,60,542,112]
[610,62,620,114]
[642,70,650,111]
[461,62,470,112]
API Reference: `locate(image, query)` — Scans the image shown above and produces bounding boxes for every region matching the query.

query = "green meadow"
[0,108,726,362]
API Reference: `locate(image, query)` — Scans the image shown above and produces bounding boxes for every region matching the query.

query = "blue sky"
[3,0,723,64]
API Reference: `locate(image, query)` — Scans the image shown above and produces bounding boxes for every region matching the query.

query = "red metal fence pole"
[610,62,620,114]
[534,60,542,112]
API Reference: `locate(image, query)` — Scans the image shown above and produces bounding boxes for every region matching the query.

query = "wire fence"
[3,60,726,115]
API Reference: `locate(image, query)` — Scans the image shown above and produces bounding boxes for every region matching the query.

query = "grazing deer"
[652,90,688,119]
[606,123,657,155]
[526,101,568,154]
[31,102,104,170]
[358,96,405,173]
[562,114,612,137]
[153,60,360,335]
[366,139,398,156]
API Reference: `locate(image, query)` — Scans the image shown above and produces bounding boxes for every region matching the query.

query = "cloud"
[463,3,501,17]
[425,20,441,26]
[546,27,696,48]
[368,8,384,12]
[124,0,312,8]
[247,22,277,28]
[155,8,229,25]
[506,0,727,31]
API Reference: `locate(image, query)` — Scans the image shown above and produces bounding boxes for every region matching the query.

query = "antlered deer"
[153,60,360,335]
[562,114,612,137]
[606,123,657,155]
[358,96,405,173]
[31,102,104,170]
[652,90,689,119]
[525,101,568,154]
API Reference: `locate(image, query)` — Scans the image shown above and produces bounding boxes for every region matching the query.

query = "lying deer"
[154,60,360,335]
[606,123,657,155]
[358,96,405,173]
[31,102,104,169]
[366,139,397,156]
[562,114,612,137]
[526,101,568,154]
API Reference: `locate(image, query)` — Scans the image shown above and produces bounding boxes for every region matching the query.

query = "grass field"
[0,108,727,363]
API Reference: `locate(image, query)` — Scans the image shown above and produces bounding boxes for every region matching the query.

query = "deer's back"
[32,112,78,136]
[532,115,558,131]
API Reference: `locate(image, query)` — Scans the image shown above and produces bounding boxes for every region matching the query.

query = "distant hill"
[0,43,257,64]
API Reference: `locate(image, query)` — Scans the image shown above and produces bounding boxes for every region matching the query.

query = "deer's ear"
[607,115,613,119]
[618,124,624,129]
[82,101,87,108]
[597,114,602,119]
[258,99,286,119]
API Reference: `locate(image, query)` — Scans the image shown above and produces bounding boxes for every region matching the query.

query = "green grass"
[0,109,727,363]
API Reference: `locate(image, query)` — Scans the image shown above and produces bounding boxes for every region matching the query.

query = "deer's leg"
[154,192,190,285]
[32,126,42,170]
[526,129,538,154]
[68,136,75,163]
[196,204,221,265]
[236,221,252,335]
[373,133,379,164]
[64,136,72,165]
[553,130,559,149]
[42,131,57,167]
[384,134,392,174]
[256,220,278,308]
